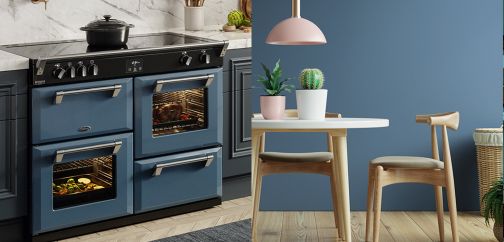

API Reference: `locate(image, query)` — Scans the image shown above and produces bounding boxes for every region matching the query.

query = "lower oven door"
[134,147,222,213]
[31,133,133,235]
[134,68,223,159]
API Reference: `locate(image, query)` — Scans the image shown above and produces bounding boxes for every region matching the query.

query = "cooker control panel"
[51,60,99,80]
[33,44,225,86]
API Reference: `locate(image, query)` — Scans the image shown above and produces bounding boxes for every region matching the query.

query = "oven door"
[31,78,133,144]
[134,68,222,159]
[31,133,133,235]
[134,147,222,213]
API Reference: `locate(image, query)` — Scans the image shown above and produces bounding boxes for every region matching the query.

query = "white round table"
[251,117,389,242]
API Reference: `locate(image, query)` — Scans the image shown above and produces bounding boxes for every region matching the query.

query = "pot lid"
[82,15,134,30]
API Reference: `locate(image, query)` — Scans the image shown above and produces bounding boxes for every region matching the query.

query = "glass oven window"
[52,156,116,210]
[152,88,207,137]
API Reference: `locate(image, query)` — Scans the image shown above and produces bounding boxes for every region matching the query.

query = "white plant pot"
[296,89,328,120]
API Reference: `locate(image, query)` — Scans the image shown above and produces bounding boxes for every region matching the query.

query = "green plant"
[257,60,294,96]
[482,177,503,225]
[299,68,325,89]
[227,10,245,26]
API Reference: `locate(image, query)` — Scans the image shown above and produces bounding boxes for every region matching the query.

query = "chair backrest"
[254,109,341,119]
[415,112,460,171]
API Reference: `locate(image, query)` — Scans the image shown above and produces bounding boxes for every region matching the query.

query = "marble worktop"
[166,25,252,50]
[0,50,30,72]
[0,25,251,72]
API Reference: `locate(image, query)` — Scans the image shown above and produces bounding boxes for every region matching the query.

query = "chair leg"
[373,166,384,242]
[365,166,375,242]
[446,177,459,242]
[251,162,263,240]
[329,165,341,236]
[434,185,445,242]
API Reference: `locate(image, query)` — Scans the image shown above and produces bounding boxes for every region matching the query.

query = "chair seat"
[370,156,444,169]
[259,152,333,163]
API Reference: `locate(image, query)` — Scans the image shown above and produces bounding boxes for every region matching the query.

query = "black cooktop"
[0,32,218,59]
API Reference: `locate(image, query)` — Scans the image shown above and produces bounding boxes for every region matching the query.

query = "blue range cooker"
[1,33,228,239]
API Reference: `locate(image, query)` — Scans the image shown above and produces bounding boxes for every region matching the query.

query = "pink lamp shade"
[266,17,327,45]
[265,0,326,45]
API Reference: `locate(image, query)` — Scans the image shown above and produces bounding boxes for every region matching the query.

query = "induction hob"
[1,32,225,59]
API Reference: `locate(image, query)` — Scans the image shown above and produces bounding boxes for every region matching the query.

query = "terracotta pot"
[494,223,503,242]
[260,96,285,120]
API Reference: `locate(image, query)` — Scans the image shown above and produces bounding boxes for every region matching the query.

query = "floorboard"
[61,197,494,242]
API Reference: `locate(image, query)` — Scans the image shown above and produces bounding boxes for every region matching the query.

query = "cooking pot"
[80,15,135,47]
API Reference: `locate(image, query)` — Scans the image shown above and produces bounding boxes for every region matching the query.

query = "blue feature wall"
[252,0,502,211]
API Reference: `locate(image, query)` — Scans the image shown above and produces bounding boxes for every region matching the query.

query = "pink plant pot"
[260,96,286,120]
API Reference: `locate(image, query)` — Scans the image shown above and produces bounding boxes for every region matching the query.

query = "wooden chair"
[252,109,343,238]
[365,112,460,242]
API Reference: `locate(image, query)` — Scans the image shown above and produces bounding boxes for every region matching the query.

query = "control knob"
[52,64,66,80]
[66,63,76,79]
[200,50,210,64]
[88,62,99,76]
[179,52,192,66]
[76,62,87,77]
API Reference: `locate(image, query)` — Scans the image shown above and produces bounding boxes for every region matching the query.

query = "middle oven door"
[134,68,223,159]
[31,133,133,235]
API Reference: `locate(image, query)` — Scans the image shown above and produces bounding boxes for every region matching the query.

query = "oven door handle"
[154,74,214,93]
[152,154,214,177]
[54,141,123,163]
[55,84,122,104]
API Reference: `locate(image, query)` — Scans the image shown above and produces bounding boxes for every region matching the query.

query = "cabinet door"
[0,70,27,221]
[223,56,252,178]
[0,119,27,221]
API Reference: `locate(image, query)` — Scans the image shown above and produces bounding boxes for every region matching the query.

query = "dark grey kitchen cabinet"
[222,48,252,200]
[0,69,28,236]
[223,48,252,180]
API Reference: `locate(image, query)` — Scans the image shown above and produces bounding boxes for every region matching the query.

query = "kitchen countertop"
[0,25,251,72]
[166,25,252,50]
[0,50,30,72]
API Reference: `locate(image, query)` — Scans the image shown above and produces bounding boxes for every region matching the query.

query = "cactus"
[299,68,324,89]
[228,10,245,26]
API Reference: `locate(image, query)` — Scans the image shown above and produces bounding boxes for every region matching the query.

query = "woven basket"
[473,128,503,215]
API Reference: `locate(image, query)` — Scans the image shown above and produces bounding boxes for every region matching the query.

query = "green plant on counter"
[299,68,325,89]
[257,60,294,96]
[227,10,245,26]
[482,177,503,225]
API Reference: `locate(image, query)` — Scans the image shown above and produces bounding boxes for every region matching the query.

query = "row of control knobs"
[179,50,211,66]
[52,61,98,80]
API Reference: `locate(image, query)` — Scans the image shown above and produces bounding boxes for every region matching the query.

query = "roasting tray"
[53,174,115,209]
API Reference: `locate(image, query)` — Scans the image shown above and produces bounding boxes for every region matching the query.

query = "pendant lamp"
[266,0,326,45]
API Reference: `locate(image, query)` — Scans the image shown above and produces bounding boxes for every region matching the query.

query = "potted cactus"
[482,178,503,242]
[296,68,327,120]
[257,60,294,120]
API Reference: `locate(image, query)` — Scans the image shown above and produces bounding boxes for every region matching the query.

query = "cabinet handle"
[54,141,122,163]
[152,154,214,177]
[154,74,214,93]
[55,84,122,104]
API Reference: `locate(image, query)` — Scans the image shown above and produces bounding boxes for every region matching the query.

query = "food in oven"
[52,156,115,209]
[152,89,206,136]
[52,177,105,196]
[153,103,184,123]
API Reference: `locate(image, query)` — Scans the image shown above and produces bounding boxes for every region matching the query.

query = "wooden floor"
[62,196,495,242]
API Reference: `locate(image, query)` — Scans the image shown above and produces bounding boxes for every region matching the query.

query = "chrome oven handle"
[55,84,122,104]
[154,74,214,93]
[152,154,214,177]
[54,141,123,163]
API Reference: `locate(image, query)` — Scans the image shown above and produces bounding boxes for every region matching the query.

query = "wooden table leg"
[332,130,351,242]
[251,129,264,240]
